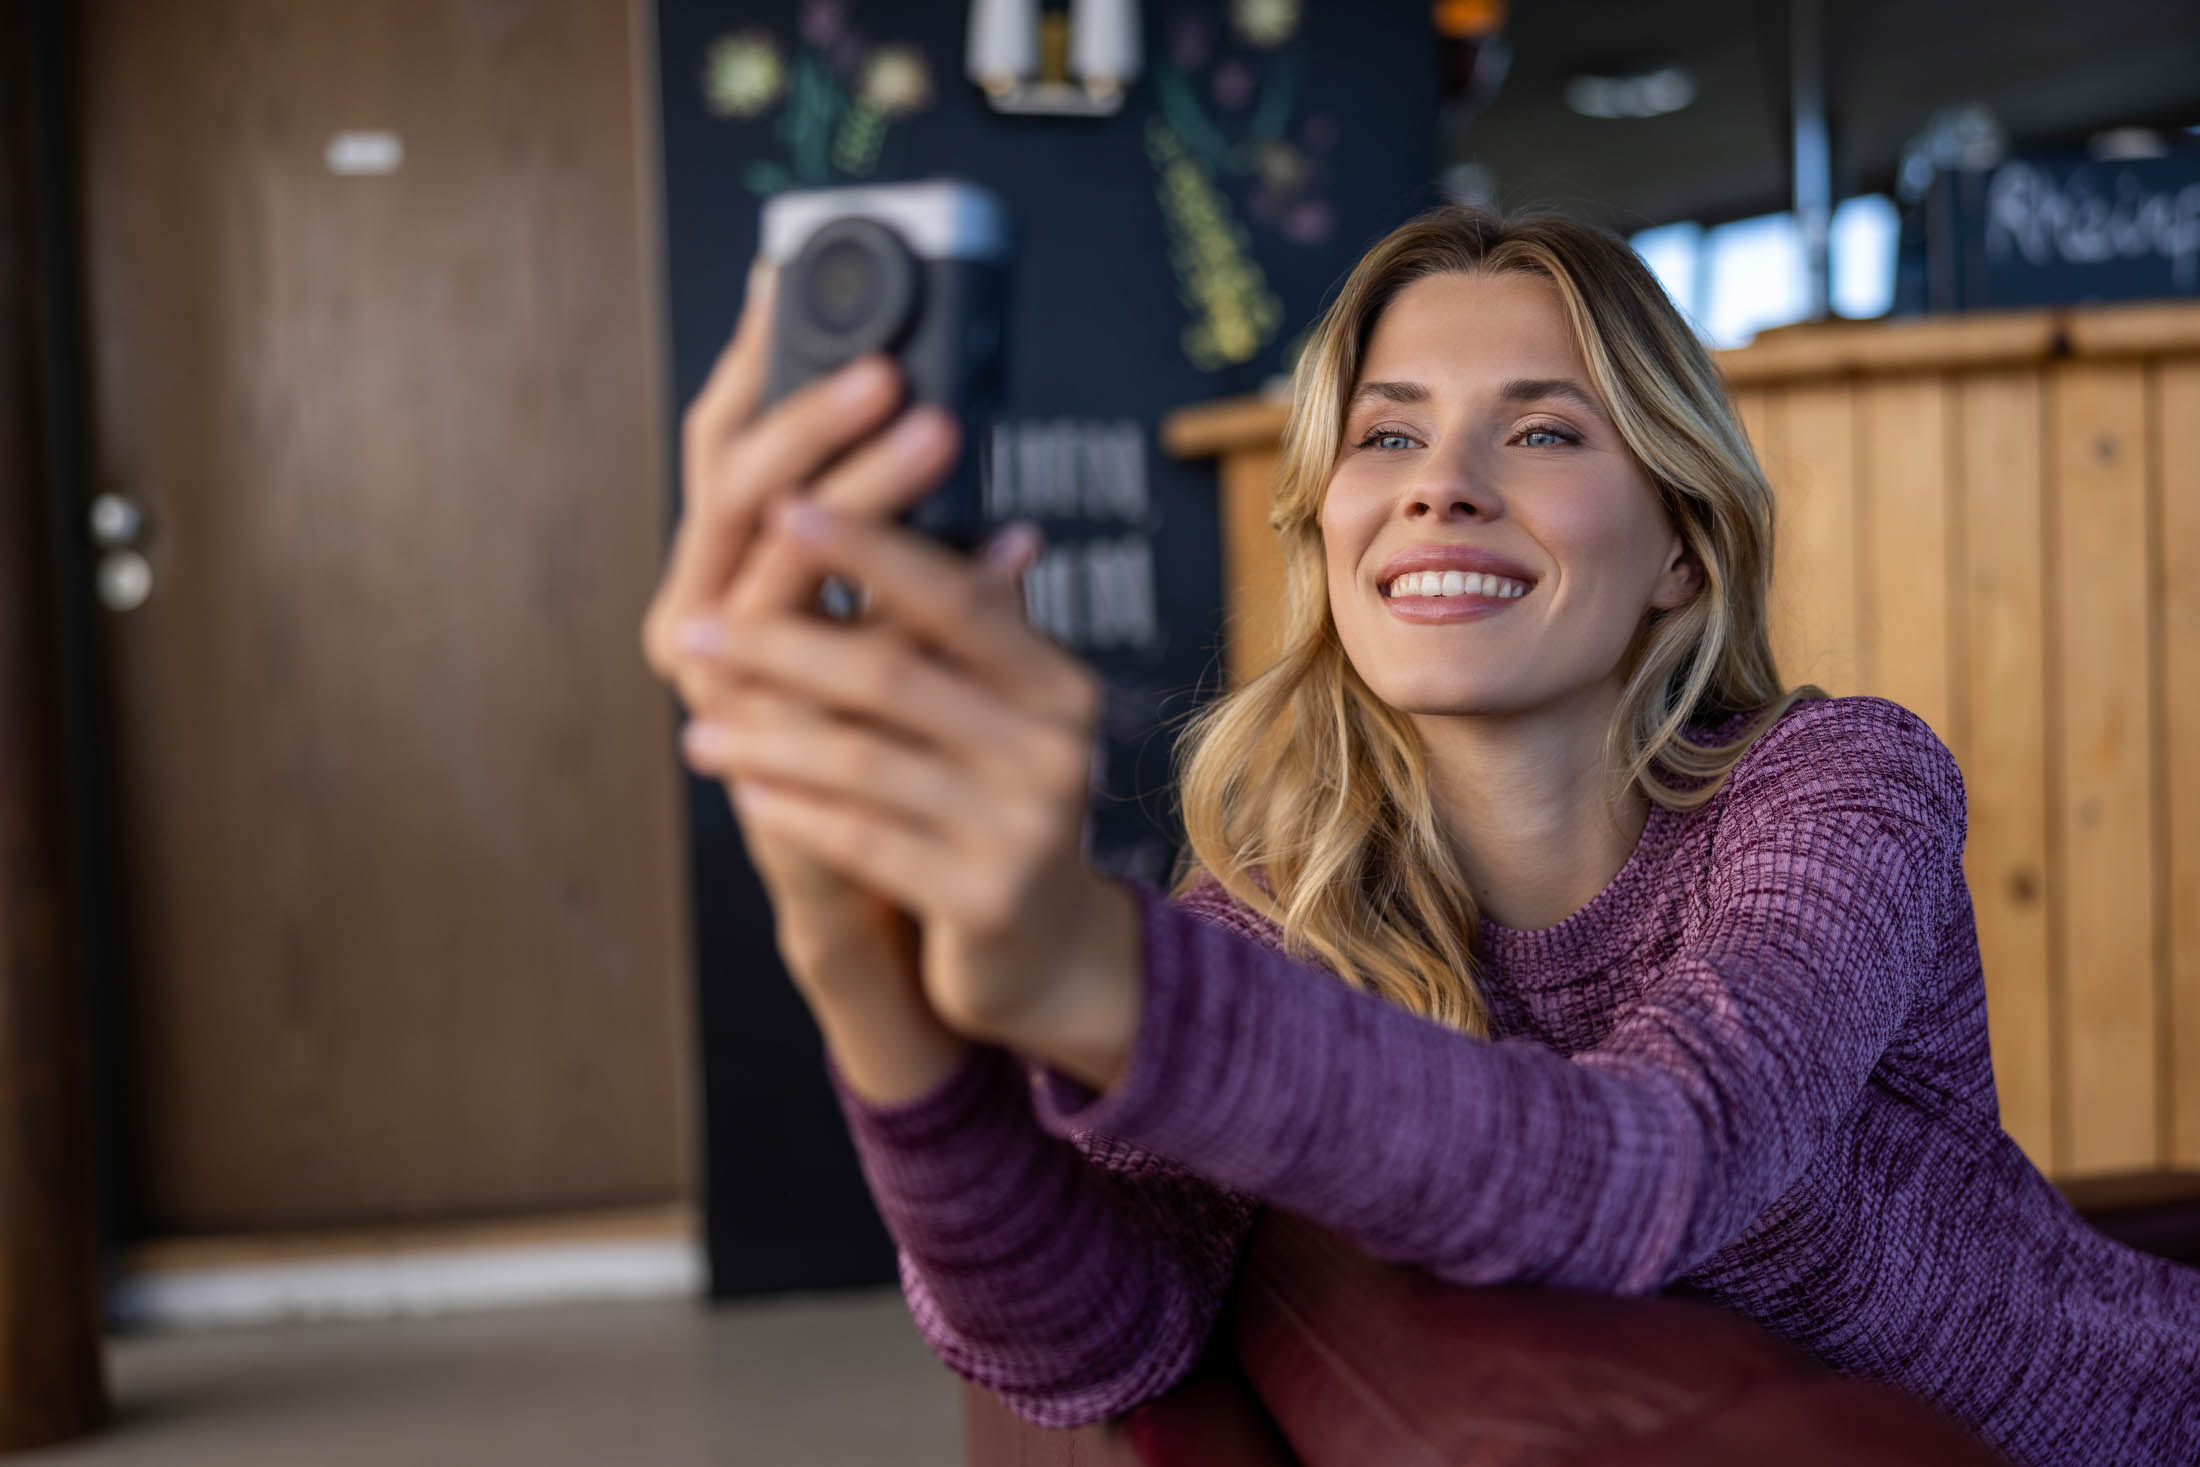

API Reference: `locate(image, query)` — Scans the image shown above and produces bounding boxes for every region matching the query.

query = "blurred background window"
[1631,194,1900,348]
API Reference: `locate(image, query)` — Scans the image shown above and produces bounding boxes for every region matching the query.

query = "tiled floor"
[16,1290,964,1466]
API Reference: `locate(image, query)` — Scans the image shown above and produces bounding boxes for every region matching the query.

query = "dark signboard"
[1911,148,2200,312]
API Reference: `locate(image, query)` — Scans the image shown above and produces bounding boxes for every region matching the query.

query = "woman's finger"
[643,260,778,666]
[727,777,963,921]
[769,504,1098,728]
[684,257,778,460]
[725,498,1036,637]
[683,617,1063,781]
[644,351,903,678]
[681,696,983,833]
[723,405,961,622]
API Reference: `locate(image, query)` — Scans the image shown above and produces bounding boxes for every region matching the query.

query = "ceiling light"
[1564,65,1696,120]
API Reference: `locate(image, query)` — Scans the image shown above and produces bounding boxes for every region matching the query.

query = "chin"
[1358,667,1516,718]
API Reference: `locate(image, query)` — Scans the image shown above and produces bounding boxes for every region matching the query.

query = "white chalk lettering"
[983,419,1151,523]
[1986,162,2200,291]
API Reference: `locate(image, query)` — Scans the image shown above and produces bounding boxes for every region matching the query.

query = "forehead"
[1358,271,1588,385]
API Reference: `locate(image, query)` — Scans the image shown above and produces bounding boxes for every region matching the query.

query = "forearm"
[1027,882,1714,1293]
[823,1036,1254,1428]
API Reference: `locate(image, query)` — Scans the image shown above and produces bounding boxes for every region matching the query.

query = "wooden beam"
[0,0,107,1448]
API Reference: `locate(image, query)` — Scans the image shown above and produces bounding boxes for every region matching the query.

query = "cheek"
[1318,482,1375,592]
[1543,479,1666,591]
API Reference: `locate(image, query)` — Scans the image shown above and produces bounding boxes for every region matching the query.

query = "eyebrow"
[1348,376,1609,419]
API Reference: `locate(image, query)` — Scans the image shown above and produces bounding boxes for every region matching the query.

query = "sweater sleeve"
[1029,697,1966,1294]
[822,1032,1258,1430]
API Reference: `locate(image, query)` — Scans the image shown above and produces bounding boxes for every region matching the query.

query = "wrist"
[987,876,1142,1093]
[816,993,970,1109]
[777,907,913,999]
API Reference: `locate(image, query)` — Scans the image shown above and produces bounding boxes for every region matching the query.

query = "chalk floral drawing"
[1149,2,1334,369]
[859,45,934,117]
[707,0,936,198]
[1148,114,1284,372]
[703,31,786,119]
[1230,0,1301,48]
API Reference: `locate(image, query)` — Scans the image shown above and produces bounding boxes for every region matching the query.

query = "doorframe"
[12,0,133,1268]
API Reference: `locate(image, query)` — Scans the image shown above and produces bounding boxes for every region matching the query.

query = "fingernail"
[778,499,831,540]
[979,520,1042,578]
[683,720,732,762]
[834,356,890,403]
[676,616,726,655]
[888,406,950,453]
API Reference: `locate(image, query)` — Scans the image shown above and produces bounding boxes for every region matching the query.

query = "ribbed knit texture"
[824,695,2200,1465]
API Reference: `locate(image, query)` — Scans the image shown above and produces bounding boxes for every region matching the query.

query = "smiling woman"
[651,205,2200,1467]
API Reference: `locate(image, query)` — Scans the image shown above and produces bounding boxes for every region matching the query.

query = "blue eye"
[1516,425,1578,448]
[1357,430,1416,451]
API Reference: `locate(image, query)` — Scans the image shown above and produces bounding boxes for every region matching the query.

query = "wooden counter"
[1160,299,2200,1183]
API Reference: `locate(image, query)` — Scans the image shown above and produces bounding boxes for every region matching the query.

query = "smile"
[1378,570,1531,625]
[1381,570,1531,599]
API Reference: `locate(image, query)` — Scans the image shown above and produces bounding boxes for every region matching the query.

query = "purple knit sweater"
[823,695,2200,1466]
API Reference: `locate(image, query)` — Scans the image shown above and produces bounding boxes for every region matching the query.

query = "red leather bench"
[960,1173,2200,1467]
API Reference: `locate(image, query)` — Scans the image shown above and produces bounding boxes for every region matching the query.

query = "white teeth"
[1384,570,1531,599]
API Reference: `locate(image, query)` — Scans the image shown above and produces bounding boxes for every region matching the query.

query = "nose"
[1401,464,1499,523]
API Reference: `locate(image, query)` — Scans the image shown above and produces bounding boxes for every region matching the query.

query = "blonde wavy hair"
[1173,205,1825,1037]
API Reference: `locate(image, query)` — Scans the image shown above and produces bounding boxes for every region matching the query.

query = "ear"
[1649,536,1702,611]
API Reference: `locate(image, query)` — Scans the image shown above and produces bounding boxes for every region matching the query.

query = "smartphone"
[759,179,1012,552]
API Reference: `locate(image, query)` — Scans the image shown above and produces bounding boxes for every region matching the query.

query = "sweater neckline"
[1473,796,1682,970]
[1465,705,1775,973]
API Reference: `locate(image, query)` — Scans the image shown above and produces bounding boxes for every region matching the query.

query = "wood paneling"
[2047,363,2159,1173]
[1956,370,2055,1167]
[2161,362,2200,1168]
[1771,384,1862,696]
[1168,301,2200,1181]
[1858,376,1957,746]
[1218,449,1284,688]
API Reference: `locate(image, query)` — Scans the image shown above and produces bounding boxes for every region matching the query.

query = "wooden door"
[76,0,692,1234]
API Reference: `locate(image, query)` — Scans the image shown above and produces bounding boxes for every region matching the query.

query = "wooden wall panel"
[2048,363,2160,1173]
[2161,361,2200,1168]
[1955,370,2055,1169]
[1732,386,1777,469]
[1858,377,1958,748]
[1220,448,1283,687]
[1771,385,1862,695]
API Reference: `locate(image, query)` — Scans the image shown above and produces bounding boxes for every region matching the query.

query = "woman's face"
[1322,269,1698,719]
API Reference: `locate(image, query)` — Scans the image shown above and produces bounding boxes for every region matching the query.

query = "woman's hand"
[677,503,1146,1093]
[639,257,963,1004]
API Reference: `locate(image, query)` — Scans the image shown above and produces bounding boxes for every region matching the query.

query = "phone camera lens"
[806,238,884,332]
[784,216,919,363]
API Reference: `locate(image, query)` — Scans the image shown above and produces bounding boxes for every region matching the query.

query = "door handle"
[89,493,153,611]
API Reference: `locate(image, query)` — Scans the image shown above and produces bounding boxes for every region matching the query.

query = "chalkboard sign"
[1915,148,2200,312]
[656,0,1438,1296]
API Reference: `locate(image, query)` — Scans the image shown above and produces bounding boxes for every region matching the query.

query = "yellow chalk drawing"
[1147,115,1283,371]
[858,45,933,117]
[831,102,886,174]
[705,31,786,118]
